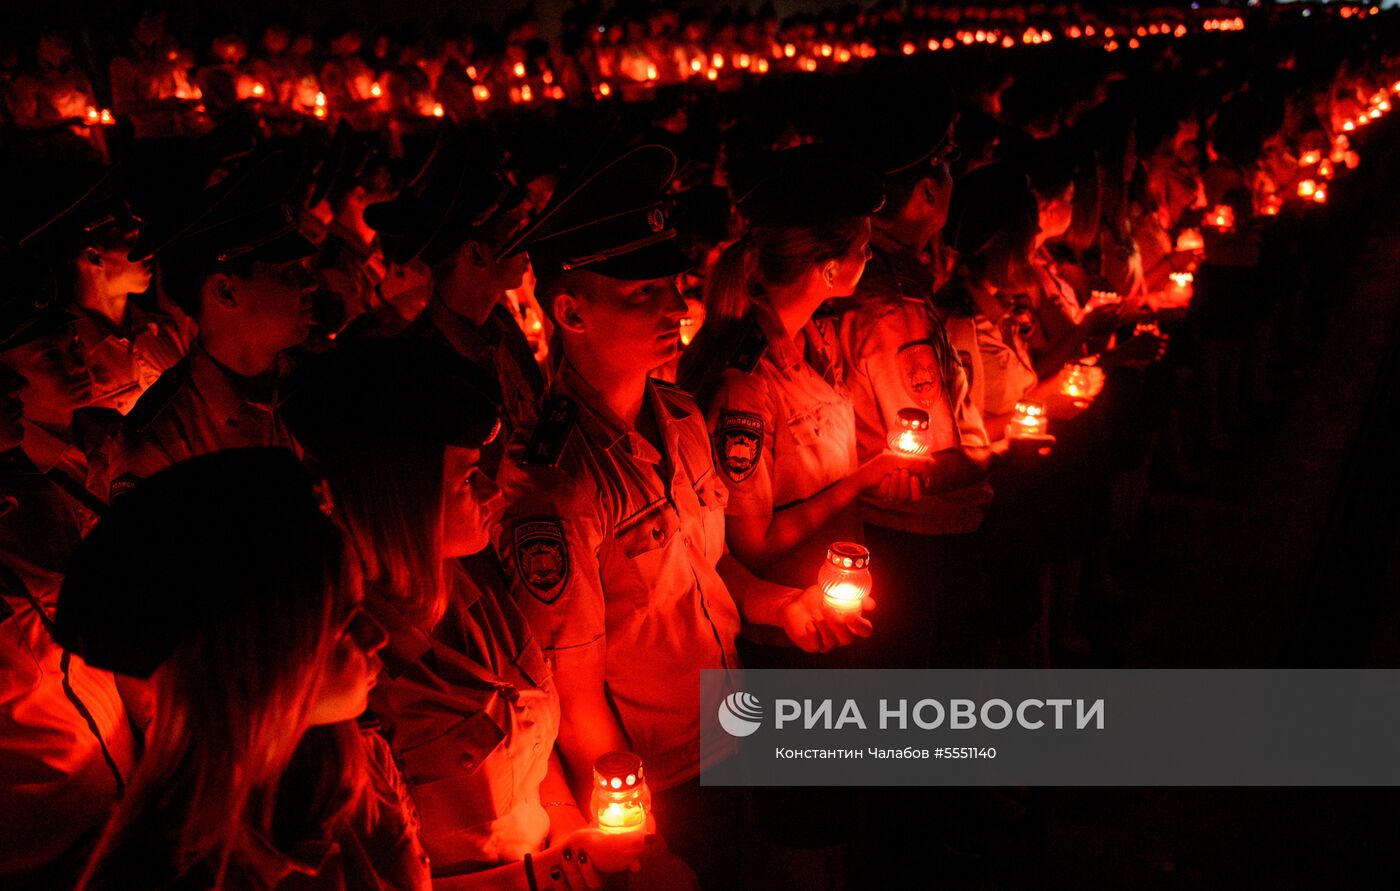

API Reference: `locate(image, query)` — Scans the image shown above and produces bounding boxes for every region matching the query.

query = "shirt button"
[458,753,476,769]
[652,528,664,542]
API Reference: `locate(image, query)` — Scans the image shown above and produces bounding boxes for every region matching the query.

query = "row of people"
[3,18,1398,891]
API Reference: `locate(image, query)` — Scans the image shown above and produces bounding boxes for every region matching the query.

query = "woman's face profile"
[441,445,505,558]
[308,584,388,727]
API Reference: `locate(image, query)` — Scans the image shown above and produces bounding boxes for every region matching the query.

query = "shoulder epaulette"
[728,317,769,373]
[523,393,578,467]
[122,359,190,434]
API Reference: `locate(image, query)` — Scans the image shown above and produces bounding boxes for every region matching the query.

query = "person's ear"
[83,247,103,268]
[467,240,489,268]
[822,260,839,289]
[205,273,238,310]
[552,291,586,334]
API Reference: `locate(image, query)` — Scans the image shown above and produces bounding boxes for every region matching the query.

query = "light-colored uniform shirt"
[370,554,558,877]
[701,302,859,587]
[73,302,188,415]
[834,240,993,536]
[496,362,741,790]
[102,342,295,499]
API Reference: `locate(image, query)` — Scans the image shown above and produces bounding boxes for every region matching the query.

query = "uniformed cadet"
[496,145,862,887]
[365,131,543,455]
[0,313,134,891]
[678,147,898,616]
[676,147,895,891]
[53,449,426,891]
[308,124,394,332]
[935,163,1045,433]
[18,169,189,416]
[282,339,646,888]
[100,156,317,499]
[821,93,1009,669]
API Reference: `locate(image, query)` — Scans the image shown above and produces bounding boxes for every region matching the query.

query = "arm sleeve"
[703,369,775,519]
[495,450,608,654]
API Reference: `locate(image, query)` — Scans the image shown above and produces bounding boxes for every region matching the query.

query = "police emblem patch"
[716,410,763,483]
[897,341,943,408]
[513,519,570,603]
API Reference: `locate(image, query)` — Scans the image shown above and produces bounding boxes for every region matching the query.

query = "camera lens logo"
[717,691,764,738]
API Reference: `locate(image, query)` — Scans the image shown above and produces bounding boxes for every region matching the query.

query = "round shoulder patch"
[512,518,570,604]
[715,409,764,484]
[897,340,945,409]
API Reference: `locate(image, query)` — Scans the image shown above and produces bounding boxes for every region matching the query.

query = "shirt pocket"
[395,710,513,832]
[615,500,681,558]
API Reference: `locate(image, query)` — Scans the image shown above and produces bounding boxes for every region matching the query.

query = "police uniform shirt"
[102,342,295,499]
[496,361,741,791]
[1029,245,1085,360]
[834,235,993,536]
[368,554,559,877]
[73,302,188,415]
[403,298,546,452]
[0,448,135,881]
[705,300,860,587]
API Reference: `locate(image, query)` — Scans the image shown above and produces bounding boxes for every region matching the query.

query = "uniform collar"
[424,295,507,358]
[190,341,282,426]
[556,359,688,465]
[752,300,807,372]
[19,419,80,476]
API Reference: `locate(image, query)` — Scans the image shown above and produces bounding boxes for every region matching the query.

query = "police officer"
[101,156,316,498]
[364,131,543,452]
[678,147,898,625]
[283,339,645,887]
[0,305,134,890]
[825,85,1005,668]
[495,145,860,887]
[18,169,189,416]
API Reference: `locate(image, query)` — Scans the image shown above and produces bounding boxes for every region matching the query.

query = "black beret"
[942,162,1037,255]
[281,338,502,459]
[54,448,336,678]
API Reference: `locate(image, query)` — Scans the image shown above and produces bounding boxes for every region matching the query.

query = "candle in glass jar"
[887,408,932,456]
[1176,228,1204,252]
[1205,205,1235,232]
[591,752,650,834]
[1060,364,1104,399]
[1164,271,1194,308]
[819,542,872,615]
[1008,401,1048,438]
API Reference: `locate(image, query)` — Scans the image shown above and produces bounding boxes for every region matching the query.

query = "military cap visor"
[128,152,316,265]
[502,145,694,281]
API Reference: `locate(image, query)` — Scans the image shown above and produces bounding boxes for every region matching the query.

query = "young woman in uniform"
[56,448,422,890]
[282,339,645,890]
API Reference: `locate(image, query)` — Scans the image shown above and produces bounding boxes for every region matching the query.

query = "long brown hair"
[78,522,370,889]
[679,217,867,408]
[308,440,450,630]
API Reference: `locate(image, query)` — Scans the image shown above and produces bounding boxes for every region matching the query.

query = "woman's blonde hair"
[78,522,370,889]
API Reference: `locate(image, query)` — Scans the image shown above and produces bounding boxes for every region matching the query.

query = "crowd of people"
[2,1,1398,889]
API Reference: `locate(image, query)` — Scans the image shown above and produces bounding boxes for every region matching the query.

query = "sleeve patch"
[897,340,944,409]
[512,518,571,604]
[715,409,764,484]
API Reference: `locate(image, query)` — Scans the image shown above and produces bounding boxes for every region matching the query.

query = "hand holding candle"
[591,752,651,834]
